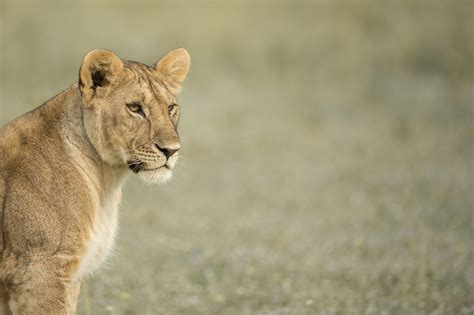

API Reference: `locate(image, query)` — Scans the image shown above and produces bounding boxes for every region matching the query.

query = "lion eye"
[127,102,145,117]
[168,104,177,114]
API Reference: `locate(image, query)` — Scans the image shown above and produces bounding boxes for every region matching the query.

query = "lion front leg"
[0,281,11,315]
[66,281,82,314]
[4,255,80,315]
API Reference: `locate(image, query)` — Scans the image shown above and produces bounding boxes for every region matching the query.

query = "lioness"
[0,48,190,314]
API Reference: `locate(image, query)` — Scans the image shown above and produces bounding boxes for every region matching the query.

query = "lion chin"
[136,167,173,184]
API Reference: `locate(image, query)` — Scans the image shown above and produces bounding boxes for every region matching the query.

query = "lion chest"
[75,191,121,280]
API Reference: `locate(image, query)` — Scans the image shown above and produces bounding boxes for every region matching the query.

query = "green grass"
[1,1,473,314]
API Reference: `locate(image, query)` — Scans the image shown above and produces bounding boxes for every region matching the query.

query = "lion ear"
[79,49,123,103]
[155,48,190,95]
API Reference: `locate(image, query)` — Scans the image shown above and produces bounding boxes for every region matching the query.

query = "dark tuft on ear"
[79,49,123,104]
[90,68,108,89]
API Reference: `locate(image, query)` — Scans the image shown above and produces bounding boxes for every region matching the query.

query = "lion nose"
[155,144,179,159]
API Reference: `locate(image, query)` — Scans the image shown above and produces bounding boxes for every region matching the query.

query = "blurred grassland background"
[0,1,473,314]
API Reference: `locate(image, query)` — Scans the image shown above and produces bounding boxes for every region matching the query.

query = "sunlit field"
[1,1,472,314]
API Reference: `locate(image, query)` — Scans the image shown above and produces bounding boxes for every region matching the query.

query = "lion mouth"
[127,160,146,173]
[127,160,170,174]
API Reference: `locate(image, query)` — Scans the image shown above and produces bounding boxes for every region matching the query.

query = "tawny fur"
[0,48,190,314]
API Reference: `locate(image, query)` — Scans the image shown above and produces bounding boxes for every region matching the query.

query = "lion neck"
[57,83,129,203]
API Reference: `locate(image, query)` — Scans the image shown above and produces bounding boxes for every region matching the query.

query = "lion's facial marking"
[79,49,190,184]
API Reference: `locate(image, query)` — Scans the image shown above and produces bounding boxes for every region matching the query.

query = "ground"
[0,1,473,314]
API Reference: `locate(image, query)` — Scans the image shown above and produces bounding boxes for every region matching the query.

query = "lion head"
[78,48,190,183]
